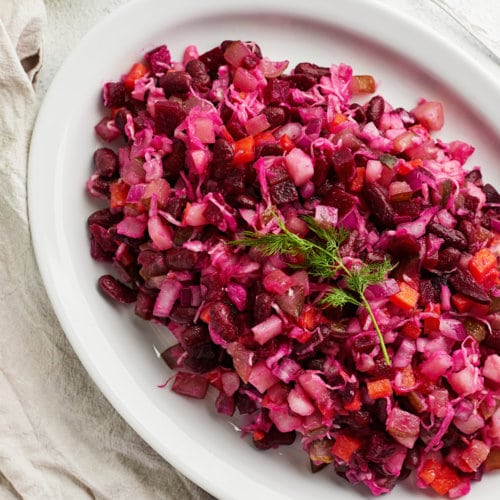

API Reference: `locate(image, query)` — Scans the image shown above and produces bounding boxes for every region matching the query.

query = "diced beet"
[89,224,118,253]
[366,95,385,125]
[164,195,187,220]
[225,114,247,140]
[428,221,467,250]
[90,237,113,262]
[286,73,316,91]
[270,179,298,205]
[87,208,121,229]
[154,101,187,137]
[138,250,168,279]
[161,344,185,369]
[95,117,122,142]
[331,146,355,183]
[173,227,194,246]
[263,78,290,104]
[171,371,209,399]
[465,169,482,185]
[98,274,137,304]
[253,425,296,450]
[258,143,283,157]
[323,187,357,217]
[210,302,238,342]
[352,332,377,353]
[483,330,500,351]
[392,199,422,218]
[198,45,225,78]
[159,71,191,96]
[161,139,186,179]
[448,269,491,304]
[93,148,118,177]
[388,234,420,257]
[164,248,199,270]
[253,292,274,324]
[263,106,288,128]
[169,305,198,324]
[223,165,248,195]
[419,279,441,305]
[203,201,224,226]
[145,45,171,74]
[184,342,222,373]
[102,82,126,108]
[436,247,461,271]
[133,110,154,131]
[362,183,395,229]
[201,273,225,301]
[134,289,157,320]
[210,138,234,180]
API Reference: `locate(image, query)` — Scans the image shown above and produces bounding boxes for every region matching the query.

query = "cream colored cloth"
[0,2,211,499]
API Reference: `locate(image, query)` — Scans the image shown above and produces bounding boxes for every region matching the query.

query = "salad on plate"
[85,39,500,497]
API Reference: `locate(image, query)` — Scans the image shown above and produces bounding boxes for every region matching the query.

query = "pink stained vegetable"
[87,39,500,498]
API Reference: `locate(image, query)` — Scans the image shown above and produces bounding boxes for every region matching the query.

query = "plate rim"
[28,0,500,498]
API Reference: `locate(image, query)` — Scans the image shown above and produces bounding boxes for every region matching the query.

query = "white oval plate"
[29,0,500,498]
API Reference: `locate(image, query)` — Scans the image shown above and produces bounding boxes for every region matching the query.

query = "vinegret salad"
[86,40,500,497]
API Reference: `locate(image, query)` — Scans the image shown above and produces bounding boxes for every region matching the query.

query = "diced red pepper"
[109,180,129,211]
[430,464,462,496]
[469,248,497,283]
[349,167,365,193]
[331,434,362,462]
[389,281,419,311]
[328,113,348,132]
[233,135,255,164]
[424,303,441,333]
[279,133,295,152]
[123,62,149,91]
[366,378,393,400]
[401,322,421,339]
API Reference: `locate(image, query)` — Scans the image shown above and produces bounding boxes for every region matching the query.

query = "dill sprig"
[232,215,393,365]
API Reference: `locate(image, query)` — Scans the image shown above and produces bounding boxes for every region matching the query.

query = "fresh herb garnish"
[232,215,393,365]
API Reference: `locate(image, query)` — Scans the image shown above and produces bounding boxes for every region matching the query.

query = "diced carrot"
[328,113,348,132]
[233,135,255,164]
[418,459,442,485]
[279,133,295,152]
[366,378,393,400]
[396,161,415,176]
[389,281,419,310]
[297,305,318,331]
[424,303,441,333]
[343,390,362,411]
[123,62,149,91]
[451,293,473,313]
[430,464,462,496]
[109,180,129,210]
[331,434,362,462]
[349,167,365,193]
[253,430,265,441]
[401,322,421,339]
[469,248,497,283]
[199,305,211,324]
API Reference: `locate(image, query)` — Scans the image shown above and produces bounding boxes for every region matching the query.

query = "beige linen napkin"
[0,2,211,499]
